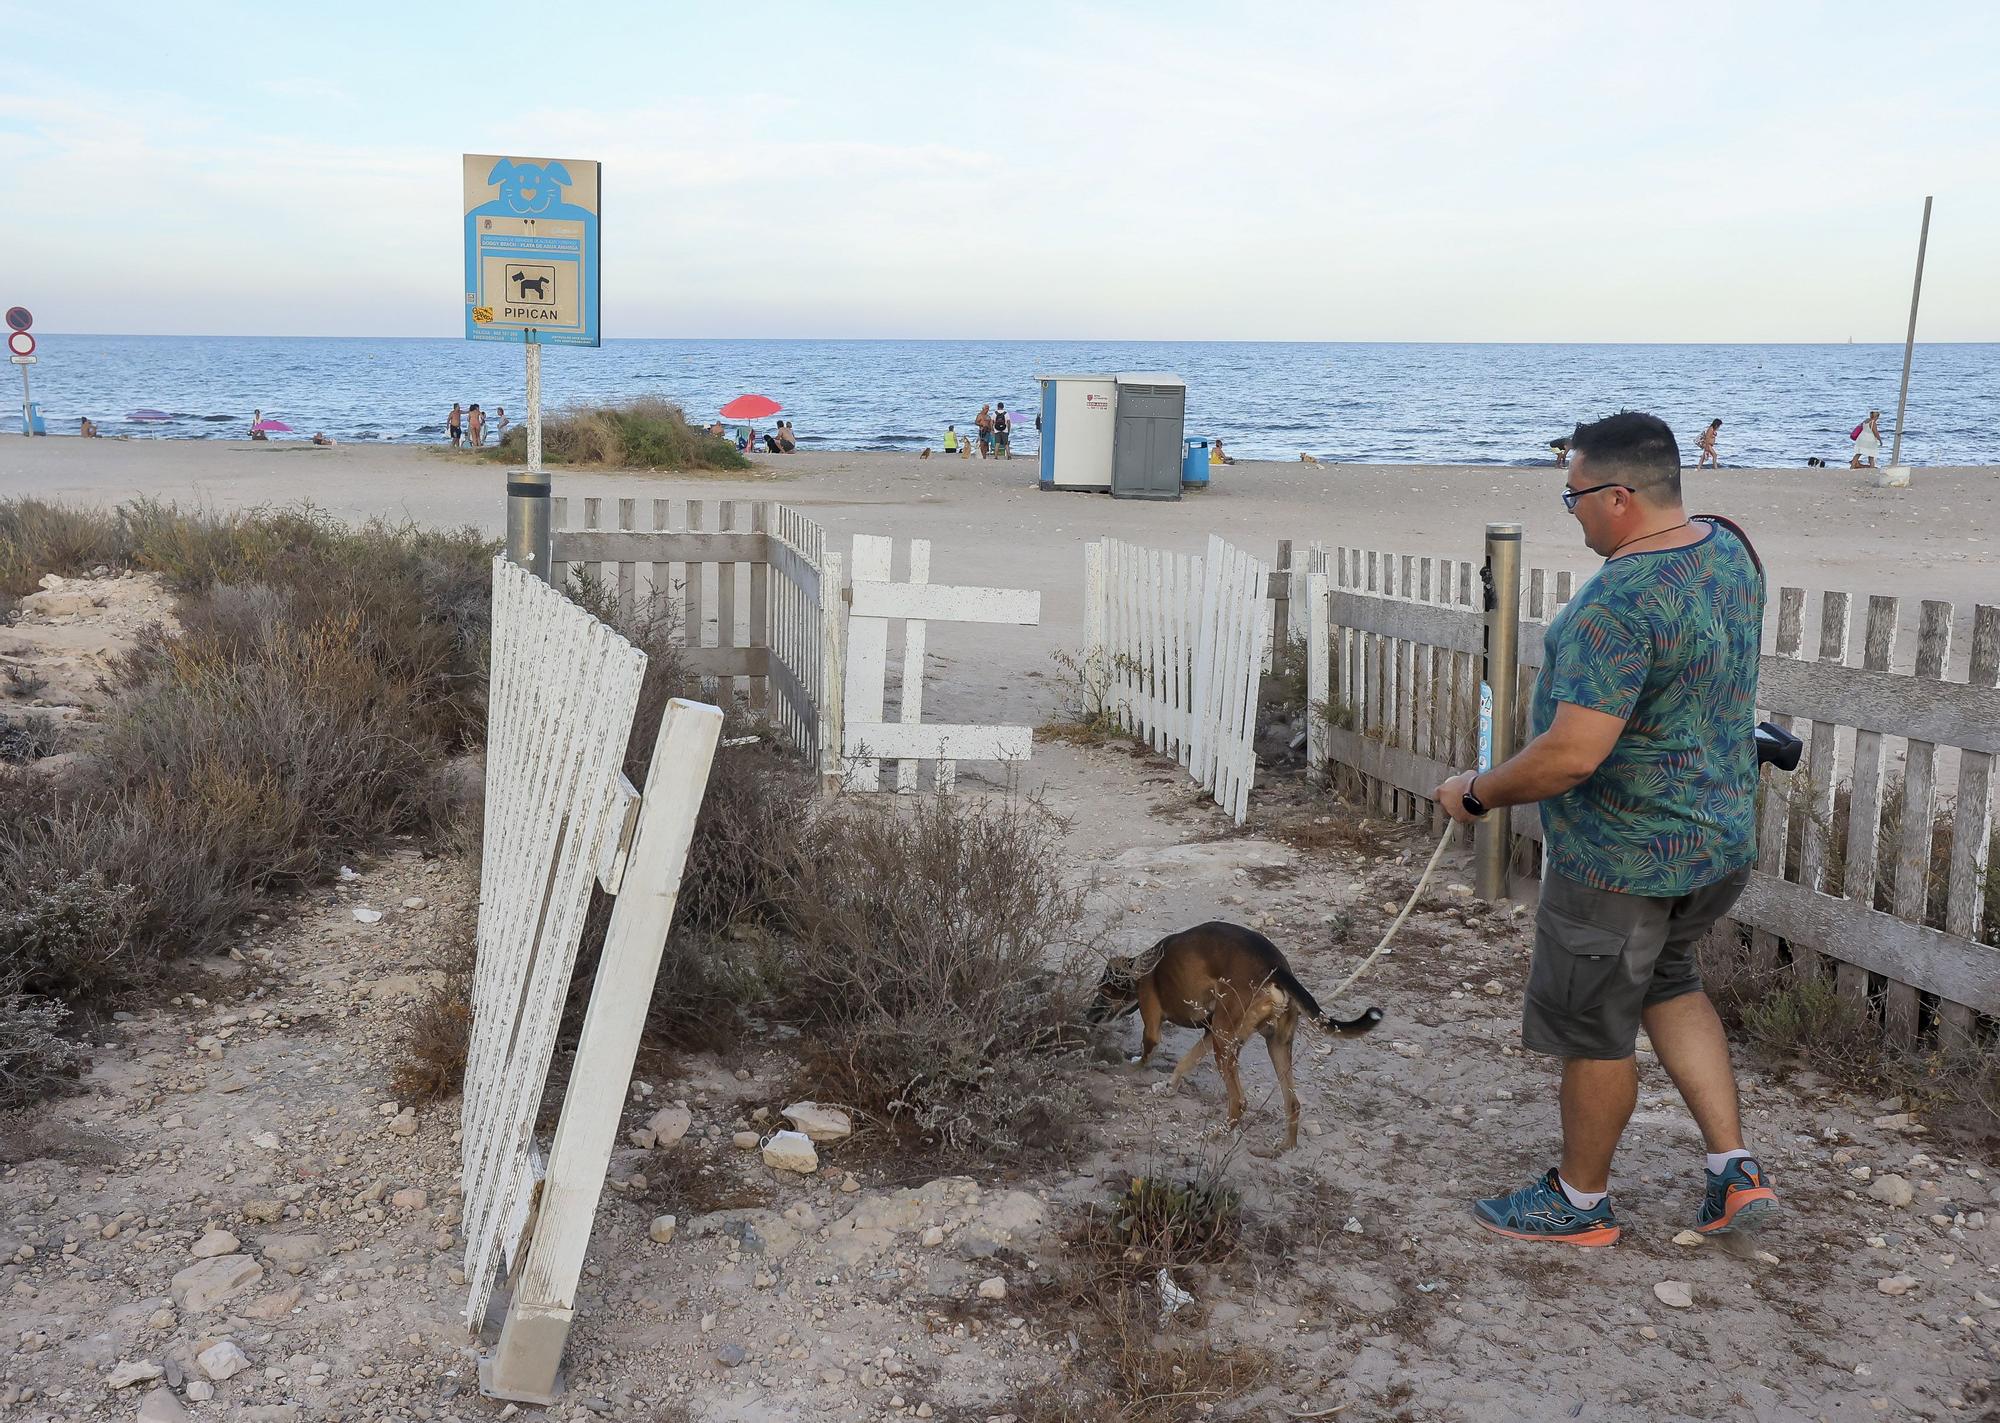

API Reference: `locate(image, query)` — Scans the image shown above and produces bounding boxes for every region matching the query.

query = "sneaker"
[1696,1155,1779,1235]
[1472,1169,1622,1246]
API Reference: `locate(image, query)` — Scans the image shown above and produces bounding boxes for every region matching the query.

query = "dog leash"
[1322,821,1459,1001]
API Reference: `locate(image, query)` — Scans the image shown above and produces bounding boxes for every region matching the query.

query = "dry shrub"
[1014,1291,1274,1423]
[0,715,60,764]
[490,398,750,472]
[392,912,477,1105]
[0,500,131,597]
[0,994,84,1111]
[773,795,1096,1161]
[0,502,500,1104]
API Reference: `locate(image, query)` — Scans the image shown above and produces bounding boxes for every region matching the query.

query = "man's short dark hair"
[1569,410,1682,503]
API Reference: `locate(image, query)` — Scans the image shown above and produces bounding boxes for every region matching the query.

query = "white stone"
[401,897,427,910]
[171,1254,264,1312]
[978,1276,1007,1300]
[1671,1230,1704,1248]
[1868,1175,1915,1208]
[649,1215,678,1244]
[351,907,383,924]
[1653,1281,1694,1309]
[137,1389,190,1422]
[781,1101,853,1143]
[390,1188,428,1211]
[184,1381,215,1403]
[921,1227,946,1248]
[250,1132,280,1151]
[733,1130,761,1150]
[385,1110,418,1137]
[198,1340,252,1381]
[190,1229,240,1259]
[762,1131,819,1173]
[1877,1274,1918,1297]
[647,1105,692,1147]
[106,1360,164,1388]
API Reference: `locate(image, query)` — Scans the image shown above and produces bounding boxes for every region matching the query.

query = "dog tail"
[1274,967,1384,1037]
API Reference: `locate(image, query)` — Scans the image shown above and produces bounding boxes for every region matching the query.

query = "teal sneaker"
[1473,1169,1622,1246]
[1696,1155,1779,1235]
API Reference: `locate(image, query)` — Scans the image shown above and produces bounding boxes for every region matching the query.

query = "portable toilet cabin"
[1036,372,1186,499]
[1037,374,1117,492]
[1108,373,1185,500]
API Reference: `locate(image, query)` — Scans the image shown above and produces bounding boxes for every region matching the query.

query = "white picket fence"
[1085,535,1270,823]
[843,534,1041,793]
[461,559,722,1402]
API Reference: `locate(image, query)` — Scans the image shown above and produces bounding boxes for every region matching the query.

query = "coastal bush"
[0,500,502,1104]
[488,397,750,472]
[771,794,1097,1162]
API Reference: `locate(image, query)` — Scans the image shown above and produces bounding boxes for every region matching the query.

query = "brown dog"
[1092,921,1382,1154]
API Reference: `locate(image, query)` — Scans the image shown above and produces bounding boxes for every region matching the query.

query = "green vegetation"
[486,397,751,471]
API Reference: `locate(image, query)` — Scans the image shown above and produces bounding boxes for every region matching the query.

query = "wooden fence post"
[1886,601,1954,1046]
[1307,569,1329,786]
[1941,604,2000,1051]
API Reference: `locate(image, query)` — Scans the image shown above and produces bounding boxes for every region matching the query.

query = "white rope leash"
[1321,821,1459,1002]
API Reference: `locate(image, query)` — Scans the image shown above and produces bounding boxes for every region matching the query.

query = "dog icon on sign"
[507,265,557,304]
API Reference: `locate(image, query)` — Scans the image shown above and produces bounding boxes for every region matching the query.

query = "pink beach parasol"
[252,419,293,433]
[719,394,781,421]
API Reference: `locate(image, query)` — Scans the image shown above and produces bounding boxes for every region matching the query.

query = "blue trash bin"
[23,402,46,436]
[1182,437,1210,487]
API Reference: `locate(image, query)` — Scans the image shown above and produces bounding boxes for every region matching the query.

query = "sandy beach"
[6,438,1995,716]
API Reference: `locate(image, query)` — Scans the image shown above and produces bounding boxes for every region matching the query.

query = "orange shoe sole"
[1697,1187,1778,1234]
[1474,1216,1622,1247]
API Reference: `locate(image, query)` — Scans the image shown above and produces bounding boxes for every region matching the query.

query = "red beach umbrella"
[719,394,781,420]
[252,419,293,433]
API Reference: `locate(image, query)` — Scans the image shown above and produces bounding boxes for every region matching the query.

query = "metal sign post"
[1475,522,1522,899]
[463,154,600,584]
[6,309,34,437]
[1888,195,1933,471]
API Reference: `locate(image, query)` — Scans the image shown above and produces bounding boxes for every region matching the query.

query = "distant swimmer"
[447,403,463,448]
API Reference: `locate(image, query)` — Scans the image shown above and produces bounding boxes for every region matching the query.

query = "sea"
[18,336,1999,467]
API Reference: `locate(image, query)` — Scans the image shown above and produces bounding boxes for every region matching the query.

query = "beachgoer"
[994,403,1011,460]
[943,424,958,454]
[778,419,797,453]
[79,417,98,438]
[1850,410,1883,469]
[1697,418,1722,468]
[447,404,463,448]
[312,432,335,446]
[1550,435,1571,467]
[1210,438,1234,466]
[467,405,485,448]
[976,403,993,458]
[1432,411,1775,1248]
[250,408,268,442]
[495,406,510,438]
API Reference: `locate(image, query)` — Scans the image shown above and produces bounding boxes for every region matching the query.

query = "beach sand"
[7,439,1994,718]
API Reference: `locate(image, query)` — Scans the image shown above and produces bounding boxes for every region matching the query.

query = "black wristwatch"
[1461,775,1488,818]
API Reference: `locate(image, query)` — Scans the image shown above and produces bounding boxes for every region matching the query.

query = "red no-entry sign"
[5,332,32,358]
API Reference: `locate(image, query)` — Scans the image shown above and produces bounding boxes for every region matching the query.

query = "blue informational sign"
[1478,681,1494,771]
[462,154,601,347]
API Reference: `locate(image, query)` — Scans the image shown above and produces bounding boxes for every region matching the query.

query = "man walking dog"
[1433,410,1777,1246]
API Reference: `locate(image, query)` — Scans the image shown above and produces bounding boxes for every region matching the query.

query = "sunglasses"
[1561,481,1632,512]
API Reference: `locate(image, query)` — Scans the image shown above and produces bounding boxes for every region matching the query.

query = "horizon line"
[24,332,2000,347]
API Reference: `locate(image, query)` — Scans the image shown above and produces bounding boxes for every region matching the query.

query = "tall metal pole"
[1888,195,1932,470]
[1475,522,1522,899]
[506,341,552,581]
[17,364,29,438]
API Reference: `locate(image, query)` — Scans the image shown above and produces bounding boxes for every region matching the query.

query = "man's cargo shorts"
[1522,867,1751,1060]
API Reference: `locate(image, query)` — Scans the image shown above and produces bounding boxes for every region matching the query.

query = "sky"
[4,0,1998,342]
